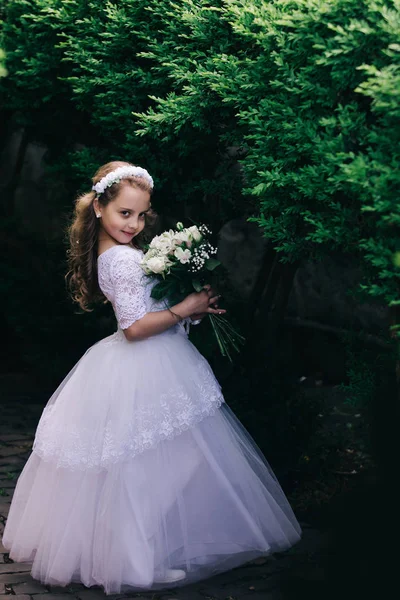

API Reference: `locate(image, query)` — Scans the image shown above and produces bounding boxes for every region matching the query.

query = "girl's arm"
[123,291,223,341]
[109,249,223,341]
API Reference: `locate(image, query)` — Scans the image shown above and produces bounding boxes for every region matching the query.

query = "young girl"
[3,161,301,594]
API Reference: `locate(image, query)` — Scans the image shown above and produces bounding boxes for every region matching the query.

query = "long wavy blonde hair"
[66,161,157,311]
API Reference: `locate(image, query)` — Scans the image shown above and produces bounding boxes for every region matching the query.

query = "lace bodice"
[98,245,165,329]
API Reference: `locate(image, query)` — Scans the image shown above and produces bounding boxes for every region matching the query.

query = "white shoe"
[154,568,187,583]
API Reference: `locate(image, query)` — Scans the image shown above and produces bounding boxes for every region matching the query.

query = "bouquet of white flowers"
[140,222,244,361]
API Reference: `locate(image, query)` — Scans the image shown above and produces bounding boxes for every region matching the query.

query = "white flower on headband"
[92,166,154,195]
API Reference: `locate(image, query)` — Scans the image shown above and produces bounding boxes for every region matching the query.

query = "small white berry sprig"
[189,241,218,273]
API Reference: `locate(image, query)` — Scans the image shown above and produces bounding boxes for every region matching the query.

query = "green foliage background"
[1,0,399,300]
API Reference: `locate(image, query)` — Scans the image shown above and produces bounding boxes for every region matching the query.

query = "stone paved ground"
[0,397,325,600]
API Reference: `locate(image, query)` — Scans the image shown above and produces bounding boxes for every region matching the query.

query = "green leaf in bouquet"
[205,258,221,271]
[179,282,189,294]
[151,286,169,301]
[150,279,176,300]
[192,278,203,292]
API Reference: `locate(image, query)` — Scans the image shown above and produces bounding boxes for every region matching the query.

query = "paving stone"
[0,540,7,553]
[0,562,32,574]
[0,465,23,474]
[169,591,204,600]
[33,595,72,600]
[248,557,270,566]
[0,456,26,467]
[0,582,5,593]
[218,569,266,585]
[13,581,49,594]
[15,442,33,450]
[0,573,35,584]
[0,447,27,459]
[285,528,323,555]
[241,593,284,600]
[0,505,10,517]
[60,584,87,593]
[47,585,79,594]
[76,590,107,600]
[198,575,281,600]
[124,597,156,600]
[288,564,325,583]
[0,435,32,443]
[0,480,17,489]
[9,595,33,600]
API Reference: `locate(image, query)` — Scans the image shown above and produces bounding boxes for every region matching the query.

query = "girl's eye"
[120,211,146,218]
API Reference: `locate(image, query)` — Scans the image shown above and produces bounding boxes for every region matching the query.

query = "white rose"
[150,237,173,254]
[144,248,158,258]
[149,236,161,249]
[187,225,202,242]
[173,231,191,245]
[160,239,173,252]
[146,256,168,274]
[150,230,173,246]
[174,247,192,264]
[162,231,178,252]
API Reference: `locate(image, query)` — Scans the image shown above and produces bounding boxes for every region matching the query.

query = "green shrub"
[2,0,399,300]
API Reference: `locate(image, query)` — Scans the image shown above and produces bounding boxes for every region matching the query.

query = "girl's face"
[94,184,151,246]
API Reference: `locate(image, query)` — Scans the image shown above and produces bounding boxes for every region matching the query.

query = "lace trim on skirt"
[32,383,224,472]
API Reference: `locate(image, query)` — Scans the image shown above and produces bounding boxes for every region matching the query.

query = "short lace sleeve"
[109,248,148,329]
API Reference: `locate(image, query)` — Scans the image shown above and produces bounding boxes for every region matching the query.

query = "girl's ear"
[93,197,99,216]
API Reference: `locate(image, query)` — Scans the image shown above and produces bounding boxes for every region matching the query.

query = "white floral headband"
[92,165,154,196]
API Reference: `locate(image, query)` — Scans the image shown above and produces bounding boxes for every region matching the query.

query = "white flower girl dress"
[3,244,301,594]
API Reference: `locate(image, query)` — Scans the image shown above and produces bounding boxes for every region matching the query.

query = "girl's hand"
[179,284,226,319]
[189,285,225,321]
[189,312,207,321]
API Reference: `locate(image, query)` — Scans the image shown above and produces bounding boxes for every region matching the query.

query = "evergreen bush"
[1,0,398,299]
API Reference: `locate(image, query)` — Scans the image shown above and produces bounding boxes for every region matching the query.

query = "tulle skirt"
[2,325,301,593]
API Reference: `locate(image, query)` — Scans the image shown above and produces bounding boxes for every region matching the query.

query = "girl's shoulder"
[98,244,145,283]
[98,243,143,262]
